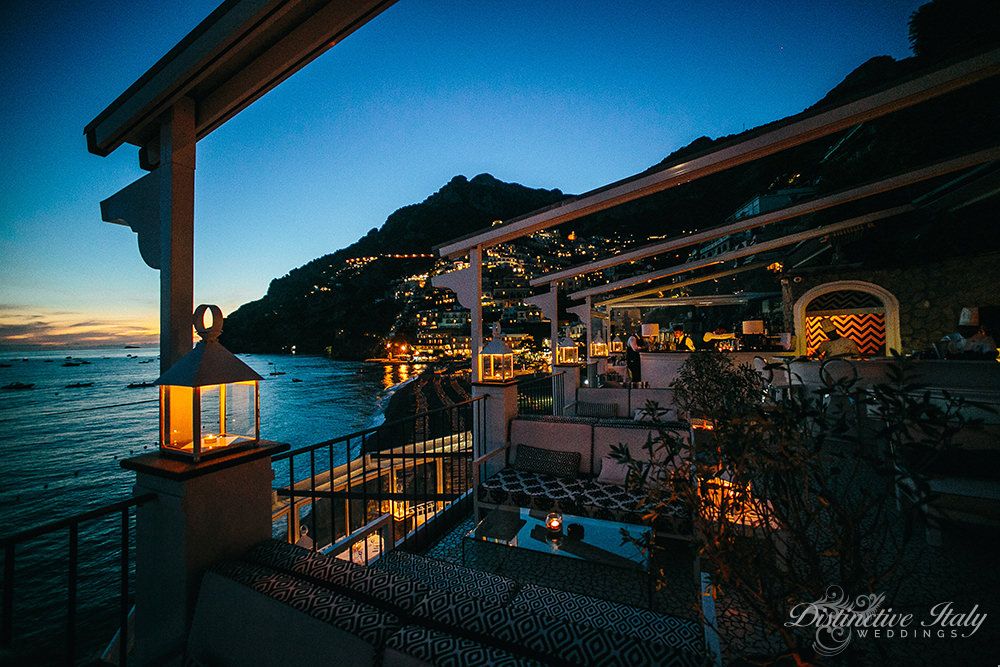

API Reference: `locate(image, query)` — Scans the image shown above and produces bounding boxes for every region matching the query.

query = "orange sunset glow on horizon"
[0,306,159,350]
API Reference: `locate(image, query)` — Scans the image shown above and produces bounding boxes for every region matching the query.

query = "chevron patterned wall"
[807,290,883,313]
[806,314,886,356]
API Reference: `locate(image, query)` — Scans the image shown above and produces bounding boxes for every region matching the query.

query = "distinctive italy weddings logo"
[785,586,987,657]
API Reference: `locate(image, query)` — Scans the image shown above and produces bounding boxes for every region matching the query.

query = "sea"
[0,347,423,663]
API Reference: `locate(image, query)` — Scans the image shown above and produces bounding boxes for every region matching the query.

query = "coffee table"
[462,508,653,604]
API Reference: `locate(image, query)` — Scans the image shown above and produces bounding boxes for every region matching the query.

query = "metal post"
[470,246,483,382]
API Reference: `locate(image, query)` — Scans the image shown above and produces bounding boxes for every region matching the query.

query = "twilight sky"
[0,0,923,349]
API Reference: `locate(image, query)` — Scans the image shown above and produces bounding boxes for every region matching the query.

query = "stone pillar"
[471,381,517,521]
[471,381,518,461]
[121,443,288,664]
[553,364,580,415]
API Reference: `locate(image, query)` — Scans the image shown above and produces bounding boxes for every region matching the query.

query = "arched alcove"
[793,281,901,356]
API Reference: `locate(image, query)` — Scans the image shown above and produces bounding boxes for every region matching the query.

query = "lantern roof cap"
[156,339,263,387]
[558,334,576,348]
[155,304,263,387]
[481,322,513,356]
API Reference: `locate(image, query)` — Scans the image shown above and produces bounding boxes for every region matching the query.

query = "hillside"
[222,174,565,357]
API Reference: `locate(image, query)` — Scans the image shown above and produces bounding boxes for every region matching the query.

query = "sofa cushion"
[212,560,401,647]
[371,550,517,605]
[596,455,630,486]
[189,571,381,667]
[384,625,541,667]
[512,443,581,479]
[512,584,703,652]
[245,540,431,614]
[411,588,702,667]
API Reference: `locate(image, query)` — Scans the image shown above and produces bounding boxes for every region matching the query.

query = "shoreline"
[377,363,472,426]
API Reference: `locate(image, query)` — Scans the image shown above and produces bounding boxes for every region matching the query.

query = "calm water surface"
[0,347,424,663]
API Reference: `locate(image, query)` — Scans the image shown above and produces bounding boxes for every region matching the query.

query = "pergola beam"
[531,147,1000,287]
[597,260,772,307]
[608,293,778,309]
[85,0,396,158]
[570,205,912,301]
[437,49,1000,259]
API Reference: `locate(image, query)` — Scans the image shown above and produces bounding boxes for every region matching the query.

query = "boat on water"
[2,382,35,391]
[0,363,12,368]
[269,371,286,376]
[63,362,82,367]
[65,382,94,389]
[126,381,155,389]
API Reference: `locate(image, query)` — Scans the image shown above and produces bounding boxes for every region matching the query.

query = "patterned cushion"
[245,540,431,614]
[512,584,702,652]
[371,550,517,605]
[479,468,691,533]
[213,560,401,646]
[411,588,701,667]
[385,625,541,667]
[512,444,581,479]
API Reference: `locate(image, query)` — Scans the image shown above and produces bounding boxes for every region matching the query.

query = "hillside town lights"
[555,334,579,365]
[156,305,263,462]
[479,322,514,383]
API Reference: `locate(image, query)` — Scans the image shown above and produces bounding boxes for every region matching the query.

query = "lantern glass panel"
[162,385,195,452]
[556,344,578,365]
[199,381,257,451]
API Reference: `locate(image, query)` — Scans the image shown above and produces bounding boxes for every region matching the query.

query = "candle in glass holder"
[545,512,563,534]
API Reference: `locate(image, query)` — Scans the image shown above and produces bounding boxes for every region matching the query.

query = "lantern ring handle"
[194,304,224,340]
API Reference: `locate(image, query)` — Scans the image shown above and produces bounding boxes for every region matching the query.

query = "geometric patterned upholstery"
[244,540,432,614]
[212,560,402,647]
[410,587,702,667]
[512,584,703,652]
[385,625,541,667]
[478,468,691,535]
[371,550,517,605]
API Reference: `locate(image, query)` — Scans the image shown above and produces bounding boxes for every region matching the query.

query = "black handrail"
[272,398,485,559]
[0,492,157,665]
[517,372,562,415]
[272,397,485,461]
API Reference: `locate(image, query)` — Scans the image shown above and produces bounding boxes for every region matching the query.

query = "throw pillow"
[512,444,581,479]
[596,455,629,486]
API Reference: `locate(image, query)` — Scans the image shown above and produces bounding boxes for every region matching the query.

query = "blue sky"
[0,0,923,348]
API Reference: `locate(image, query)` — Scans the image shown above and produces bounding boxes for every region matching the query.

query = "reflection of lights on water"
[381,363,428,390]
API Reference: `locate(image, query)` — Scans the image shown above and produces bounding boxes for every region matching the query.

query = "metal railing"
[0,493,157,666]
[271,397,485,560]
[516,372,564,416]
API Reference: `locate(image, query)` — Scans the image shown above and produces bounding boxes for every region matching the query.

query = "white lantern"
[555,334,579,365]
[478,322,514,383]
[156,305,262,462]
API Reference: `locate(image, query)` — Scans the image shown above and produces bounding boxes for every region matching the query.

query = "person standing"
[669,324,696,352]
[626,328,644,384]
